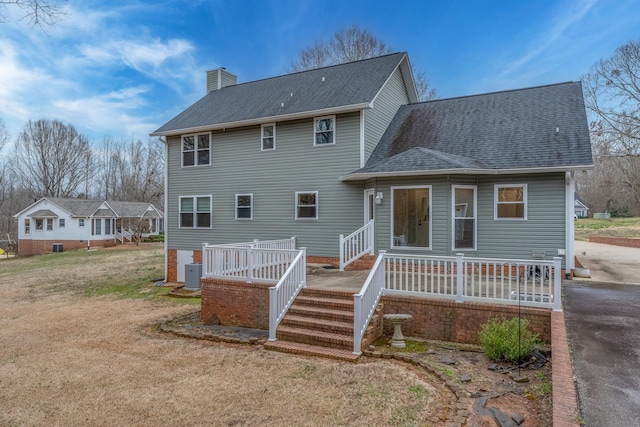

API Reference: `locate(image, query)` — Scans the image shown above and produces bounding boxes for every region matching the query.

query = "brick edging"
[551,311,581,426]
[588,236,640,248]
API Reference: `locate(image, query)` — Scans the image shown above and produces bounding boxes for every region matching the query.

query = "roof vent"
[206,68,238,93]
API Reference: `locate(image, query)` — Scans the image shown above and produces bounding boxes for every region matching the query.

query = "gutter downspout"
[161,136,169,281]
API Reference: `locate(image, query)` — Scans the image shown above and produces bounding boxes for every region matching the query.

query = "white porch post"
[455,253,464,302]
[553,257,562,311]
[339,234,345,271]
[565,171,575,274]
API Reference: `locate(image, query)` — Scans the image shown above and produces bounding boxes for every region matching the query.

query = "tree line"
[0,118,164,241]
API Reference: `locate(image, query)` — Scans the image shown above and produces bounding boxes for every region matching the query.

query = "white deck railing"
[202,242,299,283]
[339,220,374,271]
[353,251,562,354]
[353,250,386,354]
[268,248,307,341]
[382,253,562,310]
[116,230,132,244]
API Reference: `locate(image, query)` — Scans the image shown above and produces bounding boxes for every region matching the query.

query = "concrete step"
[263,340,360,362]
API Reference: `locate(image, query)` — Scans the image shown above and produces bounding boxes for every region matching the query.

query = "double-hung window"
[104,218,111,235]
[180,196,212,228]
[93,219,102,235]
[35,219,43,231]
[261,124,275,151]
[314,116,335,146]
[25,219,30,235]
[391,186,431,249]
[495,184,527,220]
[46,219,53,231]
[235,194,253,220]
[182,133,211,167]
[79,219,85,227]
[295,191,318,220]
[453,185,477,250]
[59,219,65,228]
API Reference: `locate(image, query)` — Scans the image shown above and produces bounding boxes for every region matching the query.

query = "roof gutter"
[150,102,372,137]
[339,164,595,181]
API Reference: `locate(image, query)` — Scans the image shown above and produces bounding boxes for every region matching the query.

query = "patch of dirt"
[368,338,553,426]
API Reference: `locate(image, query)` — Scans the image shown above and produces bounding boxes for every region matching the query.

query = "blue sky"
[1,0,639,143]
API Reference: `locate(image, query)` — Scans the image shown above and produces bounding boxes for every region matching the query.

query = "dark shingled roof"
[347,82,593,178]
[153,52,410,135]
[28,209,58,218]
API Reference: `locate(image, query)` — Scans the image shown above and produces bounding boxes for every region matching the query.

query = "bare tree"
[11,119,93,198]
[582,38,640,214]
[289,24,437,101]
[95,137,164,207]
[0,0,66,27]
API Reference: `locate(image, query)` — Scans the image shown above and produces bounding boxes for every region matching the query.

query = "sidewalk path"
[574,240,640,285]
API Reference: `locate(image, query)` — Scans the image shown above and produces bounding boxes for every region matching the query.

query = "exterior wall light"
[375,192,383,205]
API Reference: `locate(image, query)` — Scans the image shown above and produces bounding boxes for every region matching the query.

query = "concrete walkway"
[574,240,640,284]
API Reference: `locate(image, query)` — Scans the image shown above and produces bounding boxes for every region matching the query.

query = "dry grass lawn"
[0,245,453,426]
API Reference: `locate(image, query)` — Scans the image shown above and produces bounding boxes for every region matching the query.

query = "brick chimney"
[206,68,237,92]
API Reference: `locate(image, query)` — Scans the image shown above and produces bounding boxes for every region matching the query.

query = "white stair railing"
[353,250,386,354]
[339,220,374,271]
[269,248,307,341]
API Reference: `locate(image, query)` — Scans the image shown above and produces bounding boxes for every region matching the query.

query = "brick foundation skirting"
[380,294,551,344]
[200,278,551,345]
[18,238,115,257]
[589,235,640,248]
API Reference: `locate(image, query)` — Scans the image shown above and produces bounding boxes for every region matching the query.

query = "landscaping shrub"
[479,317,540,363]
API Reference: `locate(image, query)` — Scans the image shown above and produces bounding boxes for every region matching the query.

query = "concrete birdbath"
[383,313,412,348]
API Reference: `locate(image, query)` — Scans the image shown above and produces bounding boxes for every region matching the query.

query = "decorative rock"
[459,373,472,383]
[489,407,519,427]
[509,372,530,383]
[368,345,376,351]
[440,353,456,365]
[488,363,499,371]
[511,413,525,425]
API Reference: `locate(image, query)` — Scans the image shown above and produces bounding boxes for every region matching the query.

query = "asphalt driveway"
[564,242,640,426]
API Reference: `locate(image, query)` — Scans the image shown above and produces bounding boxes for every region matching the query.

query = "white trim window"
[180,196,212,228]
[495,184,527,220]
[59,218,65,228]
[391,185,431,249]
[46,218,53,231]
[24,218,30,235]
[261,123,275,151]
[104,218,112,235]
[92,218,102,236]
[35,219,43,231]
[453,185,477,251]
[182,133,211,167]
[314,115,335,146]
[79,219,85,227]
[235,193,253,220]
[295,191,318,220]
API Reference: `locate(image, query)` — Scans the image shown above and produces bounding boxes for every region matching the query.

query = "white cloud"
[499,0,598,78]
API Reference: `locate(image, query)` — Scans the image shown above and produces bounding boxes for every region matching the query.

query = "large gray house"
[151,52,593,283]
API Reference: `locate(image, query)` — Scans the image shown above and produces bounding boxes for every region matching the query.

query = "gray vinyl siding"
[370,173,567,263]
[167,112,365,257]
[363,67,410,164]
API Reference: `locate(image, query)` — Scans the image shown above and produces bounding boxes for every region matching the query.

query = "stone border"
[588,236,640,248]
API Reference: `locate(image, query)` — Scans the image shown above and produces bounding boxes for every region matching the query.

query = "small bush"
[479,317,540,363]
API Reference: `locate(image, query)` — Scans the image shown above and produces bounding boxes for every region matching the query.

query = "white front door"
[364,189,375,224]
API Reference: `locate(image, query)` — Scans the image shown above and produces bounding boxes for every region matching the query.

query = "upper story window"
[314,115,335,146]
[180,196,212,228]
[295,191,318,220]
[235,194,253,220]
[182,133,210,167]
[261,124,275,151]
[495,184,527,220]
[25,218,30,235]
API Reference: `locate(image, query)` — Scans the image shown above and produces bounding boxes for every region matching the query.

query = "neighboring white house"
[574,197,589,218]
[14,197,163,256]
